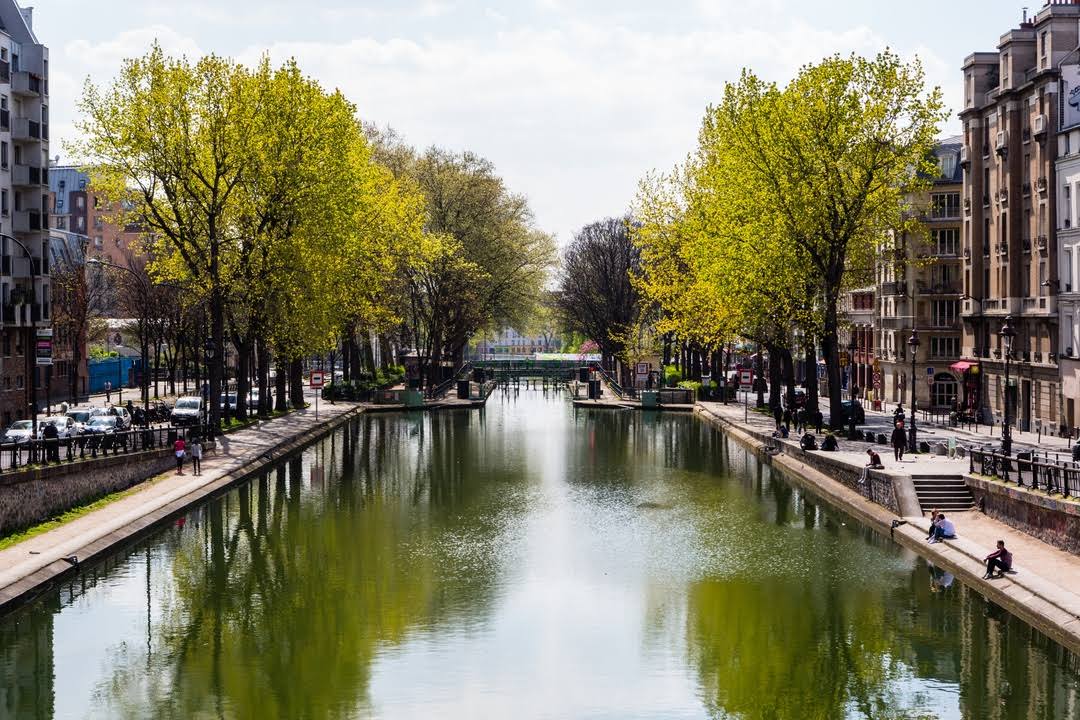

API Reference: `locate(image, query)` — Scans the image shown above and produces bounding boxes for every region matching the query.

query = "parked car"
[66,409,94,434]
[837,399,866,425]
[220,393,242,412]
[2,420,37,444]
[783,388,807,409]
[83,416,119,435]
[171,396,204,426]
[90,406,132,430]
[37,416,77,439]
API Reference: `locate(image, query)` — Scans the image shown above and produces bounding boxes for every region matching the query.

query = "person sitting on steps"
[928,513,956,543]
[820,433,838,451]
[925,508,940,541]
[983,540,1013,579]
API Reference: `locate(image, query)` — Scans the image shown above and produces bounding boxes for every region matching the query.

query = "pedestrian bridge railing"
[969,447,1075,498]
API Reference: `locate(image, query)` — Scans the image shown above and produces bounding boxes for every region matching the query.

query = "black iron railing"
[969,447,1074,498]
[0,425,207,472]
[428,362,473,399]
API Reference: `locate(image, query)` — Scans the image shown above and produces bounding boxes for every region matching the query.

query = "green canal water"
[2,389,1079,719]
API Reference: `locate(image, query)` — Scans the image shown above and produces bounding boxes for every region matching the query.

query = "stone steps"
[912,475,975,512]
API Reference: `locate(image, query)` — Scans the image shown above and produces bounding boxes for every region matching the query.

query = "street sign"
[926,367,935,376]
[309,371,325,389]
[35,328,52,366]
[872,371,881,390]
[739,369,753,386]
[927,375,935,386]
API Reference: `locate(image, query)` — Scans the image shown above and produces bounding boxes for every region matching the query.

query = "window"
[930,337,961,358]
[93,215,103,229]
[932,228,960,256]
[1041,31,1048,66]
[2,189,8,216]
[932,300,959,327]
[93,235,103,249]
[939,153,957,179]
[1062,248,1071,293]
[75,195,84,209]
[931,193,961,219]
[2,332,9,357]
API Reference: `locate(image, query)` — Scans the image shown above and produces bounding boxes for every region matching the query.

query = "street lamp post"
[907,329,920,453]
[1000,315,1015,455]
[847,336,858,439]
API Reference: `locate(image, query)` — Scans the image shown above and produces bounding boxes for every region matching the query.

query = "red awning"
[950,361,973,372]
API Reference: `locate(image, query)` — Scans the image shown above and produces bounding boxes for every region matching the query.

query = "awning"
[950,361,974,372]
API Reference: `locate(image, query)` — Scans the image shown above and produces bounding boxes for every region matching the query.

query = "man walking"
[104,380,112,404]
[891,420,907,462]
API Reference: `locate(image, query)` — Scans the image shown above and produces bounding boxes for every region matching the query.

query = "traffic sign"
[926,367,935,376]
[309,371,325,389]
[872,371,881,390]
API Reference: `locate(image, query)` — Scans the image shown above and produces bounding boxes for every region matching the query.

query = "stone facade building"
[958,3,1080,434]
[866,139,965,412]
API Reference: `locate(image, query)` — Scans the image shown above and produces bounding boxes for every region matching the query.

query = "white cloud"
[47,4,963,245]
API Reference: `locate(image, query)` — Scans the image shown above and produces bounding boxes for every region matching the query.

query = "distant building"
[873,138,965,411]
[471,328,560,359]
[49,165,144,270]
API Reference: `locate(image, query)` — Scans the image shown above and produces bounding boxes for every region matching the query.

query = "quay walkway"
[0,394,361,612]
[697,399,1080,653]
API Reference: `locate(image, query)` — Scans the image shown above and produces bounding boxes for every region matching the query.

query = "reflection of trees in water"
[0,597,55,720]
[93,411,520,719]
[682,431,1080,720]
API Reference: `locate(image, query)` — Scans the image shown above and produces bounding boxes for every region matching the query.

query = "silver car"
[37,416,76,439]
[2,419,37,444]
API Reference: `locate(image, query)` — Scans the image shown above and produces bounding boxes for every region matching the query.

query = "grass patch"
[0,484,145,551]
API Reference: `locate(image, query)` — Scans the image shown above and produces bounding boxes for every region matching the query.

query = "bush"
[320,365,407,401]
[663,365,683,387]
[677,380,702,399]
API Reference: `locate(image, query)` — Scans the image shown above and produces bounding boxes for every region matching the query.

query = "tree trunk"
[781,346,796,409]
[234,335,250,421]
[274,356,288,412]
[804,339,819,413]
[767,343,782,410]
[823,298,842,429]
[379,334,393,369]
[289,357,304,408]
[755,342,766,408]
[257,340,271,416]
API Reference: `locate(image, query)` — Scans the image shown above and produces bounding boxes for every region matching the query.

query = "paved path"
[0,396,361,610]
[699,399,1080,651]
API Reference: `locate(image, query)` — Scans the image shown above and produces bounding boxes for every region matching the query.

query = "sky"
[36,0,1025,246]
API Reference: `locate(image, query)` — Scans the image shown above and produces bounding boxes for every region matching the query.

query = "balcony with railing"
[881,281,908,297]
[11,71,41,97]
[11,117,42,143]
[12,164,45,187]
[13,210,42,233]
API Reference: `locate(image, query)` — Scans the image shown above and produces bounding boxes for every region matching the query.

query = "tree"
[51,239,108,403]
[636,51,944,423]
[553,217,644,378]
[76,45,264,432]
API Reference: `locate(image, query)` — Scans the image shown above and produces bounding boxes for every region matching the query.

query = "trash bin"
[457,380,470,399]
[402,390,424,408]
[578,367,590,383]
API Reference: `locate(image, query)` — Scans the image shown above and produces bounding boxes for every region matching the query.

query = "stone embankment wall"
[696,407,910,515]
[0,450,175,535]
[966,475,1080,555]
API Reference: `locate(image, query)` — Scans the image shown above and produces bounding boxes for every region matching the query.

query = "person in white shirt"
[928,513,957,543]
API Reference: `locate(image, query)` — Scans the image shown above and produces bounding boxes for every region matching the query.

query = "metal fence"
[0,425,207,473]
[969,447,1075,498]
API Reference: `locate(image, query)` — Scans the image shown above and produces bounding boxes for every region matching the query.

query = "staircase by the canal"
[910,474,975,512]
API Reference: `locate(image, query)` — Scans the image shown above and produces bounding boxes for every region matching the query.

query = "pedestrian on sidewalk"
[814,409,823,434]
[891,421,907,462]
[174,436,186,475]
[928,513,957,543]
[190,437,203,476]
[893,403,905,424]
[773,404,782,430]
[983,540,1013,579]
[105,380,112,404]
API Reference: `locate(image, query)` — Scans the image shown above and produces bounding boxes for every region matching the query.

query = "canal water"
[1,389,1079,719]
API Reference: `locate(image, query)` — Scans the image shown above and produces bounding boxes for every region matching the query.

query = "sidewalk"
[699,399,1080,651]
[0,396,361,611]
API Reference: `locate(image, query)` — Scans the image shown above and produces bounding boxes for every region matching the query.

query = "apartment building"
[472,328,561,359]
[50,165,141,268]
[958,3,1077,435]
[0,1,49,425]
[840,287,875,400]
[872,139,965,411]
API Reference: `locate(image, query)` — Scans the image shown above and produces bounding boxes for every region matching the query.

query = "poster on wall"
[1062,64,1080,130]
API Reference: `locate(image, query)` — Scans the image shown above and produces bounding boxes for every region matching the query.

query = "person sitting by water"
[820,433,838,451]
[799,432,817,450]
[770,424,789,439]
[925,508,940,541]
[928,513,957,543]
[983,540,1013,579]
[859,448,884,484]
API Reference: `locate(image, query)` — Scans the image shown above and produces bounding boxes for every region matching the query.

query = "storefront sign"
[1064,64,1080,130]
[35,328,52,366]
